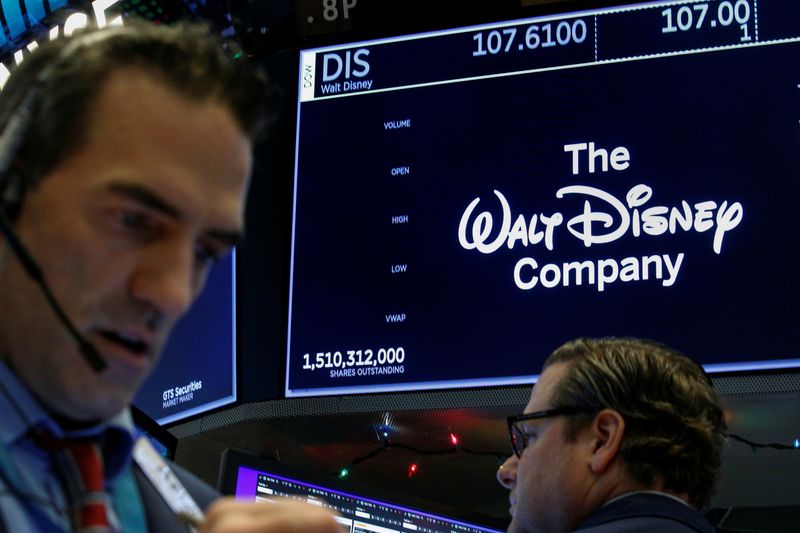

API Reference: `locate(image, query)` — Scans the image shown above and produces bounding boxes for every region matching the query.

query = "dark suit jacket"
[133,461,220,533]
[574,493,715,532]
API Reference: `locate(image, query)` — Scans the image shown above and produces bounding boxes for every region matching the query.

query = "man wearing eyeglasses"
[496,337,726,532]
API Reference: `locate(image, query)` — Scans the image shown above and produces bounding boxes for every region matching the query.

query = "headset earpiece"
[0,167,26,220]
[0,86,42,222]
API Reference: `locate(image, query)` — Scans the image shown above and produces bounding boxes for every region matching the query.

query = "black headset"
[0,87,39,216]
[0,25,135,215]
[0,35,107,372]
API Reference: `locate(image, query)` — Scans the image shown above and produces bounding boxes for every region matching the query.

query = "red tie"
[34,432,112,532]
[62,440,111,531]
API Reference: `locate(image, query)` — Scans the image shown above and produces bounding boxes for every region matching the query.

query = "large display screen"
[134,254,236,425]
[286,0,800,397]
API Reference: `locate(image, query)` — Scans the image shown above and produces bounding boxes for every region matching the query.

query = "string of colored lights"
[332,431,799,481]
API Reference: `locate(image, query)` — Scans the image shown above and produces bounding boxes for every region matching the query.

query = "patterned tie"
[61,440,112,532]
[34,432,113,533]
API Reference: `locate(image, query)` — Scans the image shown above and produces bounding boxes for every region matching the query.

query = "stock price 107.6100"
[472,18,588,57]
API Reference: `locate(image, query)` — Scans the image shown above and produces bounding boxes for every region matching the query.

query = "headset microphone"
[0,91,107,373]
[0,209,106,372]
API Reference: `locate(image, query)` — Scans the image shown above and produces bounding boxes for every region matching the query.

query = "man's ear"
[587,409,625,475]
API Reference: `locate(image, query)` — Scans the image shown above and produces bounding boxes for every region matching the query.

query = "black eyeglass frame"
[506,406,586,458]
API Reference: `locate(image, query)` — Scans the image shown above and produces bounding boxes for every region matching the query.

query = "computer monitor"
[280,0,800,397]
[218,449,504,533]
[134,254,237,425]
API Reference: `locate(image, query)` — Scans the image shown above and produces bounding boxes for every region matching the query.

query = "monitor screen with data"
[219,450,504,533]
[285,0,800,396]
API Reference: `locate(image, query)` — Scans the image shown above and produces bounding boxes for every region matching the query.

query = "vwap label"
[457,141,744,292]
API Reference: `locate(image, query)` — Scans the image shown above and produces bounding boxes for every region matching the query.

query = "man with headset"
[0,20,339,533]
[496,337,727,532]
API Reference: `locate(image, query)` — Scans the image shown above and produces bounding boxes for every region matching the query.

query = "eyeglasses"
[506,407,584,458]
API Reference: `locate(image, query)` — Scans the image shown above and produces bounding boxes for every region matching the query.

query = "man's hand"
[199,497,341,533]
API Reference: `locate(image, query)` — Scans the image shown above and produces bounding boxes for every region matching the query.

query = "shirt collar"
[0,359,50,445]
[0,359,139,480]
[604,490,691,508]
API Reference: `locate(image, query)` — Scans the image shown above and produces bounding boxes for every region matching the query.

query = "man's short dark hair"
[0,19,268,212]
[544,337,726,510]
